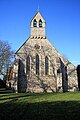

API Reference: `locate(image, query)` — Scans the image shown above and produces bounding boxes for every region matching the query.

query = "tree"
[0,40,14,80]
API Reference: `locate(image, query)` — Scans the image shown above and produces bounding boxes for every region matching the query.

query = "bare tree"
[0,40,14,80]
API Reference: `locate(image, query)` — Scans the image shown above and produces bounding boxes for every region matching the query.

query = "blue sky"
[0,0,80,66]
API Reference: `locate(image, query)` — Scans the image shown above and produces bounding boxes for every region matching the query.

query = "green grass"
[0,89,80,120]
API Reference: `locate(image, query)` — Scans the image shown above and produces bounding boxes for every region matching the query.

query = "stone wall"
[12,36,78,93]
[12,11,78,93]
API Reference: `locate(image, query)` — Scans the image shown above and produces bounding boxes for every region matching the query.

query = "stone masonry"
[10,11,78,93]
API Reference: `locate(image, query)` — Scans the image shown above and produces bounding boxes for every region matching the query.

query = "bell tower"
[30,11,46,37]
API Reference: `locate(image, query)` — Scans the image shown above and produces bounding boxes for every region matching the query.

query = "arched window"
[33,19,37,27]
[45,56,49,75]
[65,66,68,81]
[36,55,39,75]
[39,19,42,27]
[26,56,30,74]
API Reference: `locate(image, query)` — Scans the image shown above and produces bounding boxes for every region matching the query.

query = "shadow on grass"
[0,92,47,101]
[0,88,13,94]
[0,100,80,120]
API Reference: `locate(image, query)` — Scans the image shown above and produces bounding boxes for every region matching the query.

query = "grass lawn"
[0,89,80,120]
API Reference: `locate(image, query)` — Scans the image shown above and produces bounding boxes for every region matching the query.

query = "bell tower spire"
[37,4,40,12]
[37,0,40,12]
[30,11,46,37]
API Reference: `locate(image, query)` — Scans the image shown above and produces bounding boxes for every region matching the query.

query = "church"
[9,11,78,93]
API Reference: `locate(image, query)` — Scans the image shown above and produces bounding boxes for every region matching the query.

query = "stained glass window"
[36,55,39,75]
[45,56,48,75]
[26,56,30,74]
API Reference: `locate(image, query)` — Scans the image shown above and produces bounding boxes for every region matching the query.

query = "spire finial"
[37,0,40,12]
[38,4,39,11]
[37,4,39,11]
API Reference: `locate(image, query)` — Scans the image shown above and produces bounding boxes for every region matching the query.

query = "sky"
[0,0,80,66]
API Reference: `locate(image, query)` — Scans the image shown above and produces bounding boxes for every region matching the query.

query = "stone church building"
[9,11,78,93]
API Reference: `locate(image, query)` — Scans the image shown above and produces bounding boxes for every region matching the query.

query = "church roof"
[31,11,46,23]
